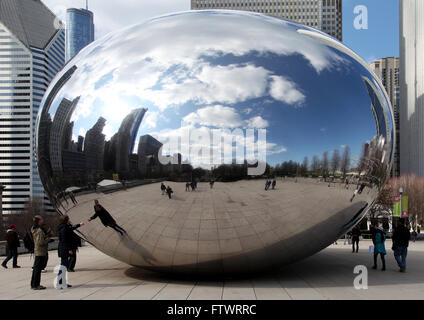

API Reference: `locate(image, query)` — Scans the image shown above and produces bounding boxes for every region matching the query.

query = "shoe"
[13,265,21,269]
[67,269,75,272]
[67,284,72,288]
[1,263,7,269]
[400,267,406,273]
[382,267,386,271]
[372,266,377,270]
[41,270,47,273]
[32,286,46,290]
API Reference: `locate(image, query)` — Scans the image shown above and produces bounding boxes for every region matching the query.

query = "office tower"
[190,0,343,41]
[370,57,400,177]
[66,3,94,62]
[84,117,106,173]
[399,0,424,176]
[0,0,65,213]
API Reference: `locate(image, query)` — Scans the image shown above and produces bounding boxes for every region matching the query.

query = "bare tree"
[340,146,351,178]
[301,157,309,176]
[331,149,340,175]
[311,155,321,173]
[321,151,329,178]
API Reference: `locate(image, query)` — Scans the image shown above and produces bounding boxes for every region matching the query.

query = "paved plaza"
[1,240,423,300]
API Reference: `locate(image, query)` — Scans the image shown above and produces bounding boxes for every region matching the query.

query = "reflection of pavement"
[62,179,375,274]
[2,242,424,300]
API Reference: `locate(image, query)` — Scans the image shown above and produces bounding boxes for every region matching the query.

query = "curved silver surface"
[36,10,394,275]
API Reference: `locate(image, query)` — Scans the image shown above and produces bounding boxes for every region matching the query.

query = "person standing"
[372,226,386,271]
[161,183,166,195]
[272,180,276,190]
[166,186,173,199]
[30,216,50,290]
[68,227,82,272]
[185,182,190,192]
[57,215,84,287]
[1,224,21,269]
[351,226,361,253]
[392,218,410,272]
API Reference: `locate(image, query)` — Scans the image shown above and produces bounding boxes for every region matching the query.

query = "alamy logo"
[354,5,368,30]
[353,265,368,290]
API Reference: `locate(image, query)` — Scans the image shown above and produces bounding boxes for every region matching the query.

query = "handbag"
[369,245,374,253]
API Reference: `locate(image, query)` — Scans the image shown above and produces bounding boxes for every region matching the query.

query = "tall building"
[190,0,343,41]
[369,57,400,177]
[66,3,94,62]
[0,0,65,213]
[399,0,424,176]
[84,117,106,173]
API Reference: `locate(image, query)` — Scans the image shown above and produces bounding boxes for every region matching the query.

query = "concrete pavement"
[1,240,423,300]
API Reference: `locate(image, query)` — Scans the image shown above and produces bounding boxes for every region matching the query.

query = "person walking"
[89,200,127,236]
[30,216,50,290]
[272,180,276,190]
[57,215,84,287]
[372,226,386,271]
[1,224,21,269]
[68,227,82,272]
[210,180,215,189]
[351,226,361,253]
[392,218,410,272]
[166,186,173,199]
[161,183,166,195]
[185,182,190,192]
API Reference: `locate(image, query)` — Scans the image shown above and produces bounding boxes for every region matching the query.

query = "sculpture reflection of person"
[88,200,127,236]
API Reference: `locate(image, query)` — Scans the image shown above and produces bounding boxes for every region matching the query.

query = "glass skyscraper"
[66,8,94,62]
[0,0,65,214]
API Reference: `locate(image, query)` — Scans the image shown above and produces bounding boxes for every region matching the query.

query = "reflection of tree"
[321,151,329,178]
[300,157,309,176]
[331,149,340,176]
[340,146,351,178]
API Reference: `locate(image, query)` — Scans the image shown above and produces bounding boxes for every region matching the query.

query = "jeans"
[31,256,47,288]
[68,249,77,271]
[352,238,359,252]
[373,252,386,269]
[2,248,18,267]
[394,246,408,269]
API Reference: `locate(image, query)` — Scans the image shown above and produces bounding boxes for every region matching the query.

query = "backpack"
[23,229,34,253]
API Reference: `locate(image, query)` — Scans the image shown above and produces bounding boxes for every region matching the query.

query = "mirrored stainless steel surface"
[36,10,394,275]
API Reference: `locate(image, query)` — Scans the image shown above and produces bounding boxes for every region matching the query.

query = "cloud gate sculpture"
[36,10,394,275]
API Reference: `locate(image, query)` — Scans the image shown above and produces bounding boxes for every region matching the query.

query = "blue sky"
[343,0,399,62]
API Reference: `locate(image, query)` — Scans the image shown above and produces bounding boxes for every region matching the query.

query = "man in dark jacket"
[351,226,362,253]
[68,229,82,272]
[88,200,127,236]
[57,215,84,288]
[392,218,410,272]
[1,224,21,269]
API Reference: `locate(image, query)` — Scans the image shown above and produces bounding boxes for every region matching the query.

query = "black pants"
[352,238,359,252]
[2,248,18,267]
[108,223,126,236]
[373,252,386,269]
[68,249,77,271]
[31,256,47,288]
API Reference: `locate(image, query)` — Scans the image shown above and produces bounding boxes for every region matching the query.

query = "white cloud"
[183,105,243,128]
[269,76,305,105]
[245,116,269,129]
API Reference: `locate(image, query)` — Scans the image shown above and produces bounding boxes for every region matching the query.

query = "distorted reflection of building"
[49,97,80,173]
[105,108,146,173]
[84,117,106,174]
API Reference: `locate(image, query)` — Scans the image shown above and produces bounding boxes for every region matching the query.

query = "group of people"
[1,199,127,290]
[185,181,198,192]
[161,183,174,199]
[345,219,412,272]
[265,180,277,191]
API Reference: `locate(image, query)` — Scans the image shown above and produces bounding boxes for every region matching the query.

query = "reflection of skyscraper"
[66,5,95,62]
[111,108,147,172]
[0,0,65,213]
[399,0,424,176]
[138,134,163,176]
[191,0,343,41]
[84,117,106,173]
[370,58,400,177]
[49,97,80,173]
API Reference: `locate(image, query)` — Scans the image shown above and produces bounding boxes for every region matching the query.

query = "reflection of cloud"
[183,105,269,129]
[183,105,243,128]
[320,127,327,132]
[246,116,269,129]
[78,127,86,138]
[269,76,305,105]
[243,108,253,115]
[341,144,347,149]
[142,111,159,129]
[267,143,288,155]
